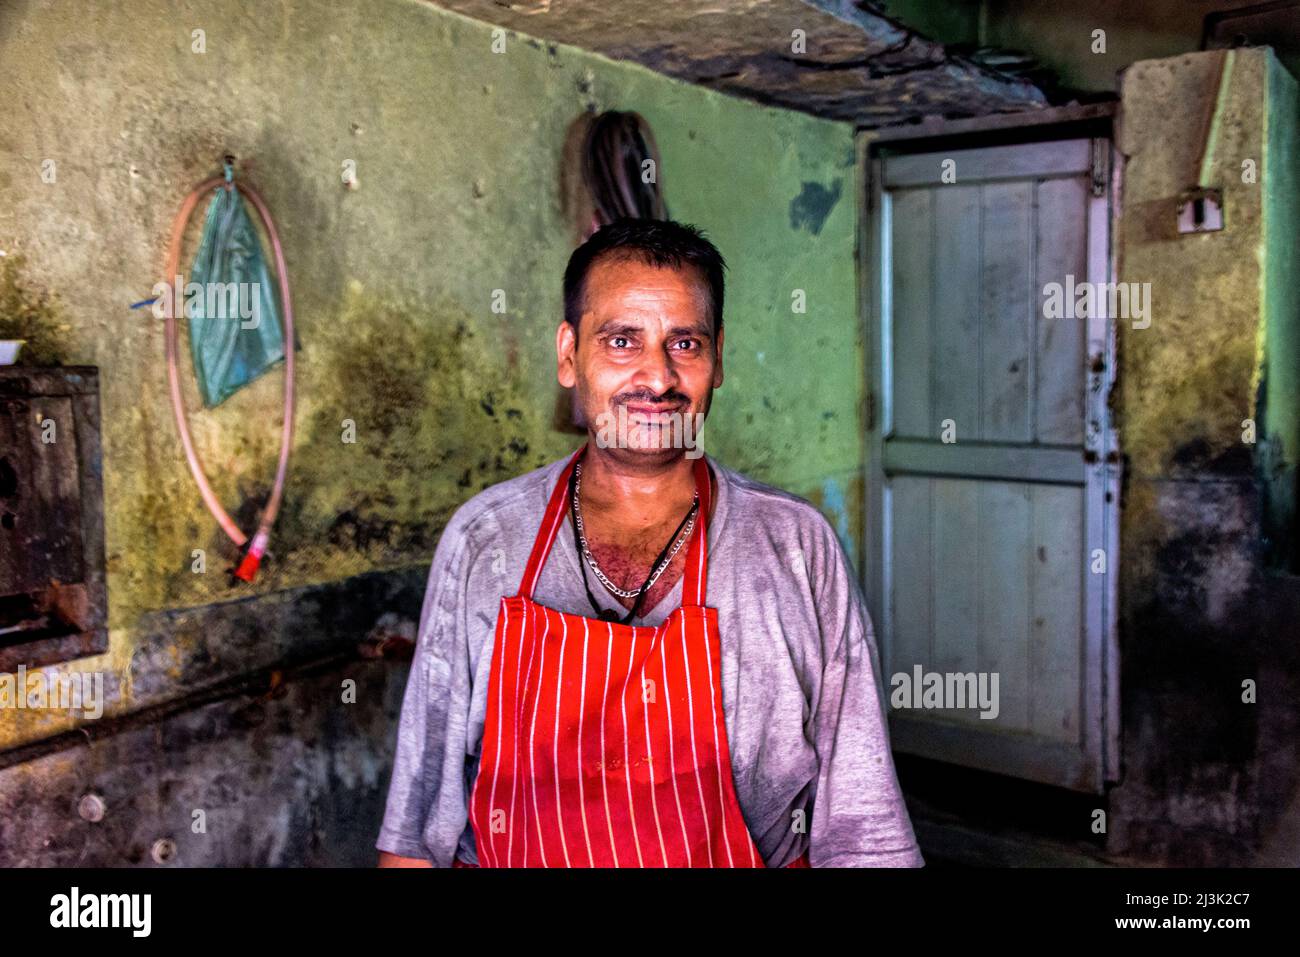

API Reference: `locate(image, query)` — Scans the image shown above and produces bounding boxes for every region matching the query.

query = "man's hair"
[563,218,727,336]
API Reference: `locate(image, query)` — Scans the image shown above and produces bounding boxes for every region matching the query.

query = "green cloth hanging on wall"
[187,185,286,408]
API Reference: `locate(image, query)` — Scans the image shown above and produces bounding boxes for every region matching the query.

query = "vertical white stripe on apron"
[599,622,620,867]
[526,606,552,867]
[701,626,737,868]
[514,602,538,867]
[619,629,646,867]
[678,611,716,867]
[659,629,693,867]
[641,627,670,866]
[575,616,596,867]
[506,603,528,867]
[552,613,573,868]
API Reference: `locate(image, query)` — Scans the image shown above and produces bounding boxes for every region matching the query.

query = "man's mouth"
[594,401,703,453]
[624,406,687,427]
[624,403,682,416]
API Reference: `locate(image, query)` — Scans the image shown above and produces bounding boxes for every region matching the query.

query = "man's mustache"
[614,390,691,410]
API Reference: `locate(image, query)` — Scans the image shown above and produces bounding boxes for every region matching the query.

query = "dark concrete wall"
[982,0,1299,93]
[0,568,425,866]
[1108,48,1300,866]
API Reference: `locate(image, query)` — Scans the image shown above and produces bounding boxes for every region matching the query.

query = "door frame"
[856,107,1123,792]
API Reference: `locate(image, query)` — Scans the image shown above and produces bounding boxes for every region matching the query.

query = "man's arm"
[806,516,925,868]
[377,851,433,867]
[374,507,479,867]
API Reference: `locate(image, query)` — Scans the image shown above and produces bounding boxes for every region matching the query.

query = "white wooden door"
[863,137,1120,792]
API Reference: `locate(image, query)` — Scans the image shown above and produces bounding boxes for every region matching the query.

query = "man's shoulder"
[713,459,863,612]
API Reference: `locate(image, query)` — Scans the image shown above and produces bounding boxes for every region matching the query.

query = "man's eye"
[610,336,631,349]
[672,339,699,351]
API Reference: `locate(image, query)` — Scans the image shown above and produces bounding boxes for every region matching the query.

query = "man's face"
[557,255,724,466]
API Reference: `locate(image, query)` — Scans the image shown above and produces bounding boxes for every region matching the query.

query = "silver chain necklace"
[572,460,698,599]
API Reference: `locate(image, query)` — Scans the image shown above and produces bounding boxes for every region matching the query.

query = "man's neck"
[578,442,701,530]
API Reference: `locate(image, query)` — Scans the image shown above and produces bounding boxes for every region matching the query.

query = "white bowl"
[0,340,24,365]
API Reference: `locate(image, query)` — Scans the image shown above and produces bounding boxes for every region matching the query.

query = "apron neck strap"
[517,445,585,600]
[682,454,711,606]
[515,445,712,607]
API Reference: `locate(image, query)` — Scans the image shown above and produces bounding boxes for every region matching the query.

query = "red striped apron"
[464,445,808,868]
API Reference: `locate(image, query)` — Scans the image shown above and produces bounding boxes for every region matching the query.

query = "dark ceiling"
[428,0,1050,127]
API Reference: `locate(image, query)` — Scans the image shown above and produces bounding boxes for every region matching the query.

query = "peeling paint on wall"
[788,179,844,235]
[818,476,857,561]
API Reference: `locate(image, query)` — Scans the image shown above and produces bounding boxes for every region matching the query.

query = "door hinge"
[1090,139,1109,197]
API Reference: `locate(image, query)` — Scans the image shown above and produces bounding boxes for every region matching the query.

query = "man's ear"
[712,326,725,389]
[557,319,577,388]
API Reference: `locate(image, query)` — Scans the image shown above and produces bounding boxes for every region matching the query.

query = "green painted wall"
[0,0,859,749]
[1261,54,1300,570]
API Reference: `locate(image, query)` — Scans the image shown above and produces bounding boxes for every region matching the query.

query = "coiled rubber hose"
[162,175,295,582]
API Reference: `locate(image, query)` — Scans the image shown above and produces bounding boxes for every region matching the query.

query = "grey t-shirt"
[377,451,924,868]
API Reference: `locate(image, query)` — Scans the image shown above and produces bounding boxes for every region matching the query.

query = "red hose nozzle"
[233,550,262,582]
[233,531,269,583]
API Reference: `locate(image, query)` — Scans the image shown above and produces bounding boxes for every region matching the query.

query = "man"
[377,219,922,868]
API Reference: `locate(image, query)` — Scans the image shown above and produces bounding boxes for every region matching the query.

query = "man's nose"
[631,343,679,396]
